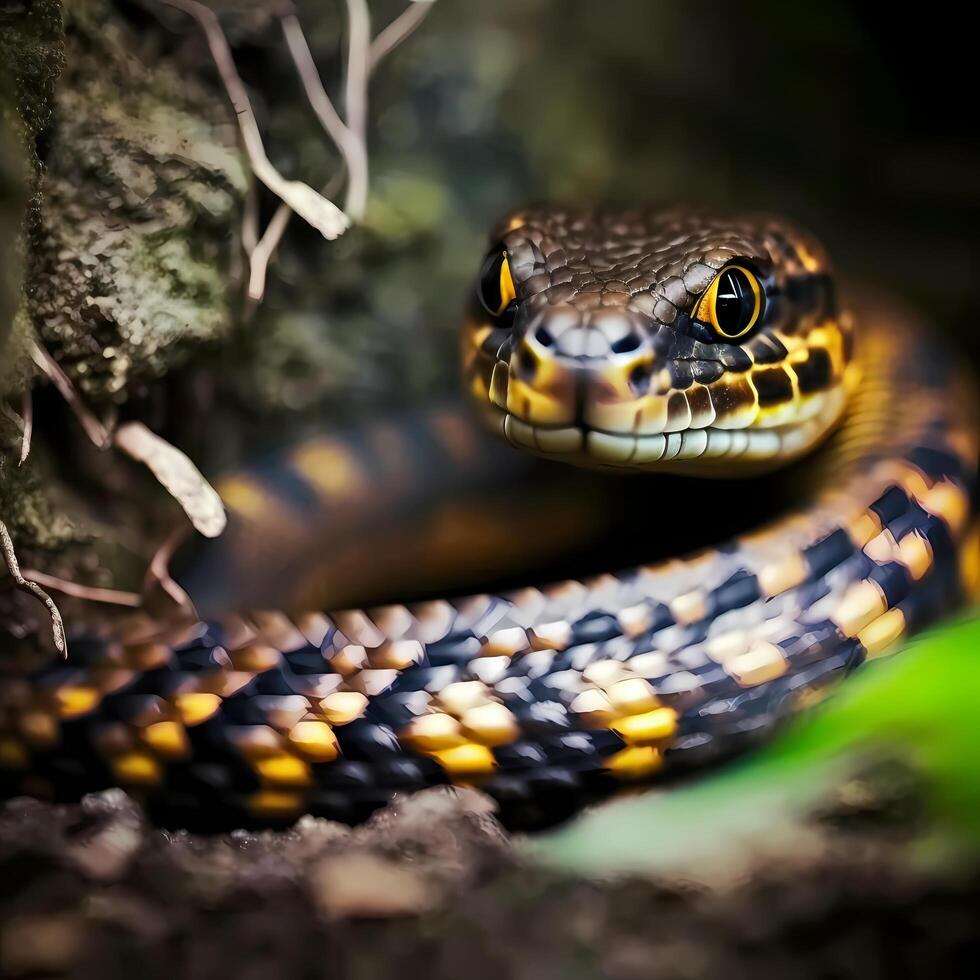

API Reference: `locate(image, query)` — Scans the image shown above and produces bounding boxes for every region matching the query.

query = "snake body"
[1,209,976,829]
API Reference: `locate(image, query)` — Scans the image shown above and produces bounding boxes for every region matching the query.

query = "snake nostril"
[628,363,652,396]
[516,347,538,381]
[535,325,556,348]
[611,332,642,354]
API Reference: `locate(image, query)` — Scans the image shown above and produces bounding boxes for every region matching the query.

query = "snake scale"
[1,208,977,829]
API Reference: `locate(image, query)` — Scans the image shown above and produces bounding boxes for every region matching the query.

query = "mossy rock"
[25,1,247,403]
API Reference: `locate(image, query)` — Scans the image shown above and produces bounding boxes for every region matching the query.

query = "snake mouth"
[466,314,850,471]
[481,396,846,470]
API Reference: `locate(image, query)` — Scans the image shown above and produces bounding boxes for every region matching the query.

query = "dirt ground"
[1,784,978,980]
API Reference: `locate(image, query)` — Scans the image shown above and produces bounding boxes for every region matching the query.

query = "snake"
[1,207,977,830]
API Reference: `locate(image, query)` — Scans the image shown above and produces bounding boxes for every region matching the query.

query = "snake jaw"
[480,381,848,474]
[467,302,850,472]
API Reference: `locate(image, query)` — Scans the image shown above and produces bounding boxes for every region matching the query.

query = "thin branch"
[0,520,66,655]
[247,170,346,304]
[249,2,433,302]
[144,527,199,622]
[242,179,259,257]
[247,200,294,303]
[156,0,349,241]
[369,1,435,71]
[31,340,111,449]
[343,0,371,214]
[281,13,368,219]
[20,387,32,464]
[19,568,142,608]
[34,339,225,541]
[114,421,227,539]
[0,402,24,443]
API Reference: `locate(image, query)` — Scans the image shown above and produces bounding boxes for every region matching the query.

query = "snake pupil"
[715,268,755,336]
[477,248,517,320]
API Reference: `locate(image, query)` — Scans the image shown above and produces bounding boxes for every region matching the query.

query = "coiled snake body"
[2,208,977,829]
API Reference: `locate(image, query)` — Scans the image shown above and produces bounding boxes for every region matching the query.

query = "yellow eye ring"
[694,264,763,340]
[497,253,516,314]
[478,250,517,317]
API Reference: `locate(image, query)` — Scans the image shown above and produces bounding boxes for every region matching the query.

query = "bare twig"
[247,200,294,303]
[242,179,260,257]
[156,0,349,241]
[30,340,111,449]
[19,568,142,608]
[343,0,371,211]
[145,527,198,621]
[114,421,227,538]
[0,520,66,655]
[0,402,24,445]
[249,2,433,302]
[20,388,32,464]
[370,0,435,71]
[281,13,368,219]
[33,339,226,540]
[247,169,347,303]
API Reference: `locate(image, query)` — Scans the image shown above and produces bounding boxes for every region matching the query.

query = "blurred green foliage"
[534,615,980,877]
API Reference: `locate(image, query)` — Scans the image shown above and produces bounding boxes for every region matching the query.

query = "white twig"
[114,421,227,539]
[242,179,259,257]
[20,388,32,464]
[370,0,435,71]
[248,169,347,304]
[156,0,349,241]
[281,13,368,219]
[1,520,66,655]
[343,0,371,215]
[249,2,433,302]
[33,340,226,542]
[247,201,293,303]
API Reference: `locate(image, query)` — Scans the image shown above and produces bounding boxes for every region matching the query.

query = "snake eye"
[694,264,764,341]
[477,248,517,320]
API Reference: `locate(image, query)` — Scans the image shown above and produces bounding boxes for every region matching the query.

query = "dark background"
[224,0,979,428]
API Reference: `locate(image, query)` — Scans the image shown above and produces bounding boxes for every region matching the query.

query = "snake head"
[464,207,854,472]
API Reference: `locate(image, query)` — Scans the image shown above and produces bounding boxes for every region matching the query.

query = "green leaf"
[532,615,980,878]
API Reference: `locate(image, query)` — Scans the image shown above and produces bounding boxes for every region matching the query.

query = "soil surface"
[1,786,978,980]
